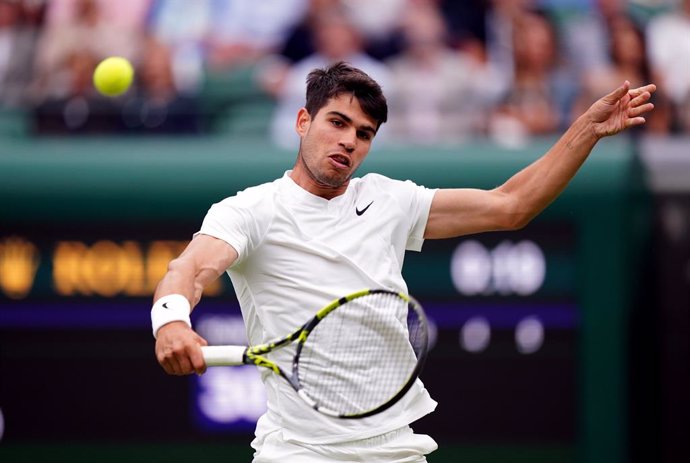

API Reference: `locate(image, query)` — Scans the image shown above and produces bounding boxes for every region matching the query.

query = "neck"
[289,160,349,200]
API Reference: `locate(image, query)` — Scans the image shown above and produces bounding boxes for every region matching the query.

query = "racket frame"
[201,288,429,419]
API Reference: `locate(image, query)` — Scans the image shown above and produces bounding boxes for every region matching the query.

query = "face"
[611,17,643,67]
[514,14,555,70]
[292,93,378,199]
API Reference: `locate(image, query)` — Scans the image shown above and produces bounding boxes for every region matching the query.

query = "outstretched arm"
[153,234,238,376]
[425,81,656,239]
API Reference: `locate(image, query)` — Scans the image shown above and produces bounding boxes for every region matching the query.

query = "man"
[152,62,655,461]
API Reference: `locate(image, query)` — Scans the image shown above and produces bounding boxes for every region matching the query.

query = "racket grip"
[201,345,247,366]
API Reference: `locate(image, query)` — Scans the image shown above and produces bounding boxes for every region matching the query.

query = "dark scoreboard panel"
[406,225,578,443]
[0,222,578,447]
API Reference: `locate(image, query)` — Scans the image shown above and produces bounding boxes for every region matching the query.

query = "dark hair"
[305,61,388,128]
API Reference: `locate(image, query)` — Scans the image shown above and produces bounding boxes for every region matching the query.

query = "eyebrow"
[327,111,377,135]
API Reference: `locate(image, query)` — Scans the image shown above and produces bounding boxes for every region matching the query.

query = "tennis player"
[152,62,656,462]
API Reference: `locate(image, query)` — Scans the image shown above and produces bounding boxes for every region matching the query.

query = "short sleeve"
[196,201,249,262]
[195,186,274,264]
[402,180,436,252]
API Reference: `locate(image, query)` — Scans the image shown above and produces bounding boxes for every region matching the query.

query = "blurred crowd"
[0,0,688,145]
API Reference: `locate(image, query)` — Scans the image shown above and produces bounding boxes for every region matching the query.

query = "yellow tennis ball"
[93,57,134,97]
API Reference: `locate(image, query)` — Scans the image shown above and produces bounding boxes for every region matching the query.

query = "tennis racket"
[201,288,429,419]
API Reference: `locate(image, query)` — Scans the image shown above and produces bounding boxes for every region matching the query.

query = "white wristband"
[151,294,192,339]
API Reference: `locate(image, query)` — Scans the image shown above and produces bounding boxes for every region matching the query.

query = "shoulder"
[355,173,433,209]
[216,178,280,209]
[357,173,424,192]
[354,174,435,237]
[207,179,281,227]
[200,179,282,250]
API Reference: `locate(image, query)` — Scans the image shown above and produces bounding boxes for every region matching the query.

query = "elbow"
[498,195,534,231]
[166,256,186,275]
[499,213,531,231]
[163,256,196,284]
[510,214,532,230]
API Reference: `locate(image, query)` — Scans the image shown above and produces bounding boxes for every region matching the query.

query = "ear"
[295,107,311,137]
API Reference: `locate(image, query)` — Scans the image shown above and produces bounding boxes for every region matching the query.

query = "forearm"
[153,261,210,375]
[497,114,599,224]
[153,235,236,308]
[151,235,237,375]
[153,259,220,309]
[153,263,198,307]
[425,81,654,239]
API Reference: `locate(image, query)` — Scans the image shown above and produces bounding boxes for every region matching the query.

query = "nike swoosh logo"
[162,302,170,309]
[356,201,374,216]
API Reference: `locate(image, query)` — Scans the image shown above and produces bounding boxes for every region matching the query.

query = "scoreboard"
[0,137,646,463]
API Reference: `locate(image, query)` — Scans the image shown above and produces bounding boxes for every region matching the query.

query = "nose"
[339,130,356,153]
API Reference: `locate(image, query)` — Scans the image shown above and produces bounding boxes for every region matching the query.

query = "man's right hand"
[155,322,208,376]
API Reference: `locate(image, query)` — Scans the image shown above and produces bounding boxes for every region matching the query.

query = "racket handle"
[201,345,247,366]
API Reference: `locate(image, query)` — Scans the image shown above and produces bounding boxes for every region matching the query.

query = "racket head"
[293,289,429,418]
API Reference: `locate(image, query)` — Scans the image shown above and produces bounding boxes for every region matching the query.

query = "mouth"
[328,153,351,169]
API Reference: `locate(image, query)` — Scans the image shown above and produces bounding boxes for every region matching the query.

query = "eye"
[357,130,372,141]
[331,119,344,128]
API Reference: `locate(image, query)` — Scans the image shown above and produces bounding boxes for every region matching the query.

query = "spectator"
[646,0,690,132]
[145,0,210,94]
[0,0,44,108]
[260,3,390,149]
[205,0,308,71]
[488,9,576,145]
[46,0,150,30]
[32,0,144,101]
[338,0,408,60]
[439,0,490,62]
[121,36,203,134]
[32,47,121,133]
[557,0,630,82]
[572,14,671,133]
[482,0,538,103]
[385,2,489,144]
[148,0,307,93]
[29,0,147,133]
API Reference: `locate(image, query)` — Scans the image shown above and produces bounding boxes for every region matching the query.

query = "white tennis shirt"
[197,170,438,444]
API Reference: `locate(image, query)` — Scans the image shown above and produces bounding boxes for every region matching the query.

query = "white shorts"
[251,425,438,462]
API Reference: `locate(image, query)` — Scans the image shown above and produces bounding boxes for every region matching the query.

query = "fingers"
[629,102,655,118]
[189,336,208,375]
[164,343,205,376]
[157,348,186,375]
[603,82,656,106]
[189,343,207,376]
[629,90,652,108]
[624,101,654,129]
[155,328,208,376]
[624,85,655,126]
[157,342,193,375]
[590,81,657,136]
[626,86,655,123]
[602,80,630,103]
[628,83,657,98]
[626,116,648,129]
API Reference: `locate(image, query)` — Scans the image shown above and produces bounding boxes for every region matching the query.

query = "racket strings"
[297,292,426,416]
